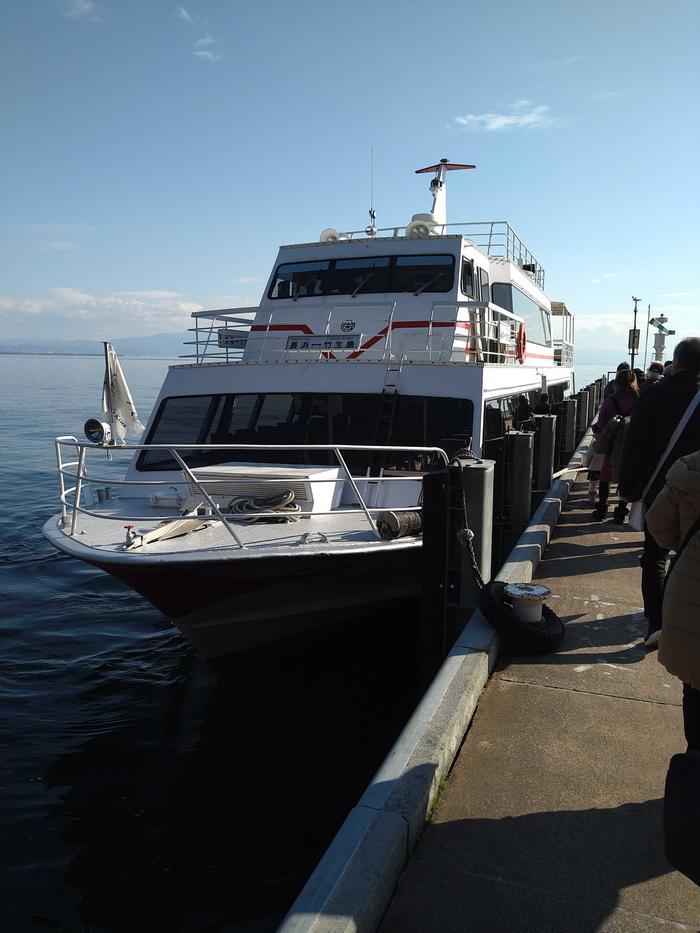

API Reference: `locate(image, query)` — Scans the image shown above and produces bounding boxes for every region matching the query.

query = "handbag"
[664,750,700,884]
[628,389,700,531]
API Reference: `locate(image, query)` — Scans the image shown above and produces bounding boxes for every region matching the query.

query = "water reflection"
[39,611,421,932]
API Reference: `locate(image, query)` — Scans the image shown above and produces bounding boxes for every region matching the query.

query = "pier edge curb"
[279,430,593,933]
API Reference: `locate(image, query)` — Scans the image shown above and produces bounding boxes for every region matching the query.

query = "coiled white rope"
[226,490,302,523]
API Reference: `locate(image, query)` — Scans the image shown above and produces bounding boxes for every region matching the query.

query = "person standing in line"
[592,368,638,521]
[532,393,551,415]
[604,361,631,398]
[646,449,700,751]
[619,338,700,648]
[640,360,664,395]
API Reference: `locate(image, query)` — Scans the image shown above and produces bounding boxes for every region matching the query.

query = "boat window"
[491,283,550,346]
[393,255,454,293]
[479,268,490,305]
[460,259,474,298]
[329,257,391,295]
[268,254,455,299]
[269,261,331,299]
[137,392,473,472]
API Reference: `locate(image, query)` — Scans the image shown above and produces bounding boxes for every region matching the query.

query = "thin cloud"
[0,287,203,329]
[25,222,94,236]
[175,5,193,22]
[0,287,260,337]
[589,273,618,284]
[534,55,581,71]
[192,34,222,61]
[238,277,264,285]
[118,290,183,299]
[193,49,222,62]
[41,240,80,252]
[451,102,558,133]
[54,0,100,20]
[594,91,623,99]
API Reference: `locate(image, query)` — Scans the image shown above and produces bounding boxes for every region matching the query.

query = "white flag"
[101,343,145,443]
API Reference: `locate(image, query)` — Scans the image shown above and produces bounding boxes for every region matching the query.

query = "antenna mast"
[366,146,377,237]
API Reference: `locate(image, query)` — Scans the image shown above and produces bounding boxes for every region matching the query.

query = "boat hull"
[75,545,421,660]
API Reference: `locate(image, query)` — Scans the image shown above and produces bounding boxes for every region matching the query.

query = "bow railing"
[54,438,450,548]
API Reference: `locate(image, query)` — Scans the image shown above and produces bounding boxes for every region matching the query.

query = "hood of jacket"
[666,449,700,499]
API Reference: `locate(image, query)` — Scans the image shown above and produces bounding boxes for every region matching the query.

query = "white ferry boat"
[43,160,575,660]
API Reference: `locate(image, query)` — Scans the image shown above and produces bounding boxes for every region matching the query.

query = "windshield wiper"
[351,272,374,297]
[413,272,445,296]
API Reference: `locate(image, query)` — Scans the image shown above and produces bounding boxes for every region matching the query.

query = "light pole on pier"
[629,296,641,370]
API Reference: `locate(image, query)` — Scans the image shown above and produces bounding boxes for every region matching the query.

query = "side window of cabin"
[480,269,490,305]
[491,284,549,345]
[461,259,474,298]
[491,282,513,312]
[483,399,503,442]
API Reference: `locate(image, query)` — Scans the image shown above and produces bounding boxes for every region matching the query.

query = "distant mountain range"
[0,332,189,358]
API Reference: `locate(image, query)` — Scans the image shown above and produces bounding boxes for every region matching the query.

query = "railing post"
[169,449,246,548]
[55,440,68,524]
[70,446,87,535]
[334,448,381,539]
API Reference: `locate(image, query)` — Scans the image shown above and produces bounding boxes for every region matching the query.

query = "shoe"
[592,504,607,521]
[643,628,662,649]
[587,488,597,505]
[613,505,628,524]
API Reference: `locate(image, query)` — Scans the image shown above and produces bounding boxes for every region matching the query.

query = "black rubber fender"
[477,580,565,655]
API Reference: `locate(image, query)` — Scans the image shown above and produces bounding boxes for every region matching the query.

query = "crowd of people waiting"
[585,338,700,886]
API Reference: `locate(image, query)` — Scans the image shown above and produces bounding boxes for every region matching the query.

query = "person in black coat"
[619,338,700,646]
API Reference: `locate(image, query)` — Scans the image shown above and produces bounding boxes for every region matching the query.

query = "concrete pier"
[380,482,700,932]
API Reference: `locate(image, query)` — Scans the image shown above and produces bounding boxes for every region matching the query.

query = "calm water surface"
[0,355,422,932]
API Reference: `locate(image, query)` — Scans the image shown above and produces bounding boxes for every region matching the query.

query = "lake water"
[0,355,427,932]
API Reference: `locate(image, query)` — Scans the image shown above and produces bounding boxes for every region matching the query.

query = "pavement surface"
[380,482,700,932]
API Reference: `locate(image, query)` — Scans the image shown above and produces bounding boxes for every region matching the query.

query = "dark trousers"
[598,481,626,514]
[640,523,669,630]
[683,684,700,752]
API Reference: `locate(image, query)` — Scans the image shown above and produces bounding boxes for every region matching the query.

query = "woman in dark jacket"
[593,368,638,521]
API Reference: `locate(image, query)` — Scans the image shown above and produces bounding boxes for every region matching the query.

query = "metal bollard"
[455,458,494,609]
[504,582,553,621]
[577,389,591,435]
[562,397,578,455]
[507,430,534,527]
[533,414,556,491]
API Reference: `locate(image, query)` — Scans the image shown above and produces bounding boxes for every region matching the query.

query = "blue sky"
[1,0,698,361]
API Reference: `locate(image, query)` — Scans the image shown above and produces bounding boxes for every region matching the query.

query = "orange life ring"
[516,323,527,364]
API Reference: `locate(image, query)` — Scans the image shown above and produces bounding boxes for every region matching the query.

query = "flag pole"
[643,304,651,371]
[103,341,115,443]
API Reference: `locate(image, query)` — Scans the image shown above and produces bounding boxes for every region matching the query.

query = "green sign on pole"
[649,317,674,335]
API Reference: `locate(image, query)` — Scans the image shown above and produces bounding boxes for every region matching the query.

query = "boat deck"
[381,482,700,931]
[47,498,418,560]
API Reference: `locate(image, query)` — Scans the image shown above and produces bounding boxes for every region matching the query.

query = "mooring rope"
[226,490,302,523]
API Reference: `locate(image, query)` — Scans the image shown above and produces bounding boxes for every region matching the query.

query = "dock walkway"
[380,481,700,932]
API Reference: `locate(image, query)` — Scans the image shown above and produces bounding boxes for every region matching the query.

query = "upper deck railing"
[180,301,531,367]
[309,221,544,289]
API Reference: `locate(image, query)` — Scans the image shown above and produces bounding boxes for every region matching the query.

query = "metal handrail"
[54,439,448,544]
[180,301,528,367]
